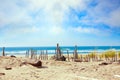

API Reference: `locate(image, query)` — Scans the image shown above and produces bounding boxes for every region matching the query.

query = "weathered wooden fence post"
[25,51,28,58]
[41,50,43,60]
[2,47,5,56]
[74,45,78,61]
[39,50,48,60]
[26,50,29,58]
[56,43,62,60]
[28,50,29,58]
[46,50,48,60]
[88,54,90,62]
[115,52,118,62]
[30,49,32,59]
[31,49,34,59]
[43,50,45,60]
[39,51,40,59]
[55,49,57,59]
[35,50,37,60]
[80,54,83,62]
[67,50,70,61]
[39,51,42,60]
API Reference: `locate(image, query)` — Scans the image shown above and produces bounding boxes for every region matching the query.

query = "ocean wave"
[0,48,120,55]
[0,51,26,56]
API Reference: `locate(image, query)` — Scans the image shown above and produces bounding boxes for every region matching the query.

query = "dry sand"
[0,56,120,80]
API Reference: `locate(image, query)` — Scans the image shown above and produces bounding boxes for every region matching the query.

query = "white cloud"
[78,0,120,28]
[72,26,99,33]
[27,0,88,26]
[104,8,120,27]
[20,26,40,33]
[0,0,85,28]
[0,0,89,33]
[70,26,110,36]
[91,1,120,28]
[1,0,120,30]
[0,2,33,28]
[1,0,120,47]
[49,26,64,35]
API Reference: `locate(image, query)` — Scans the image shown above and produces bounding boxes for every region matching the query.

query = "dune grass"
[118,51,120,58]
[77,50,119,62]
[104,50,116,58]
[103,50,116,61]
[56,49,120,62]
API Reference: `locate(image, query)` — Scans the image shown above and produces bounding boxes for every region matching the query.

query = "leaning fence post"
[56,43,62,60]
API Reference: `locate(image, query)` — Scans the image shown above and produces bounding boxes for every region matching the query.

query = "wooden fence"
[1,45,119,62]
[25,50,48,60]
[25,44,120,62]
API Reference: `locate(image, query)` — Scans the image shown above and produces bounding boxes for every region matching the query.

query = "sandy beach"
[0,56,120,80]
[1,0,120,80]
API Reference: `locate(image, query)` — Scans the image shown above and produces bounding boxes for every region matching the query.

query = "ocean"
[0,46,120,56]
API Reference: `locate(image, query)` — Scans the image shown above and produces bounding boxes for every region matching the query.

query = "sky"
[0,0,120,47]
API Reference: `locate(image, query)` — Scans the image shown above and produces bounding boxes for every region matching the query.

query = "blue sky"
[0,0,120,47]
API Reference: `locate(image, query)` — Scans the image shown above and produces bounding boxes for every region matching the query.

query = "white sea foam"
[1,51,26,56]
[0,48,120,56]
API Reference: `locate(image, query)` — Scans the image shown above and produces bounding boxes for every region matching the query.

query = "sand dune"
[0,56,120,80]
